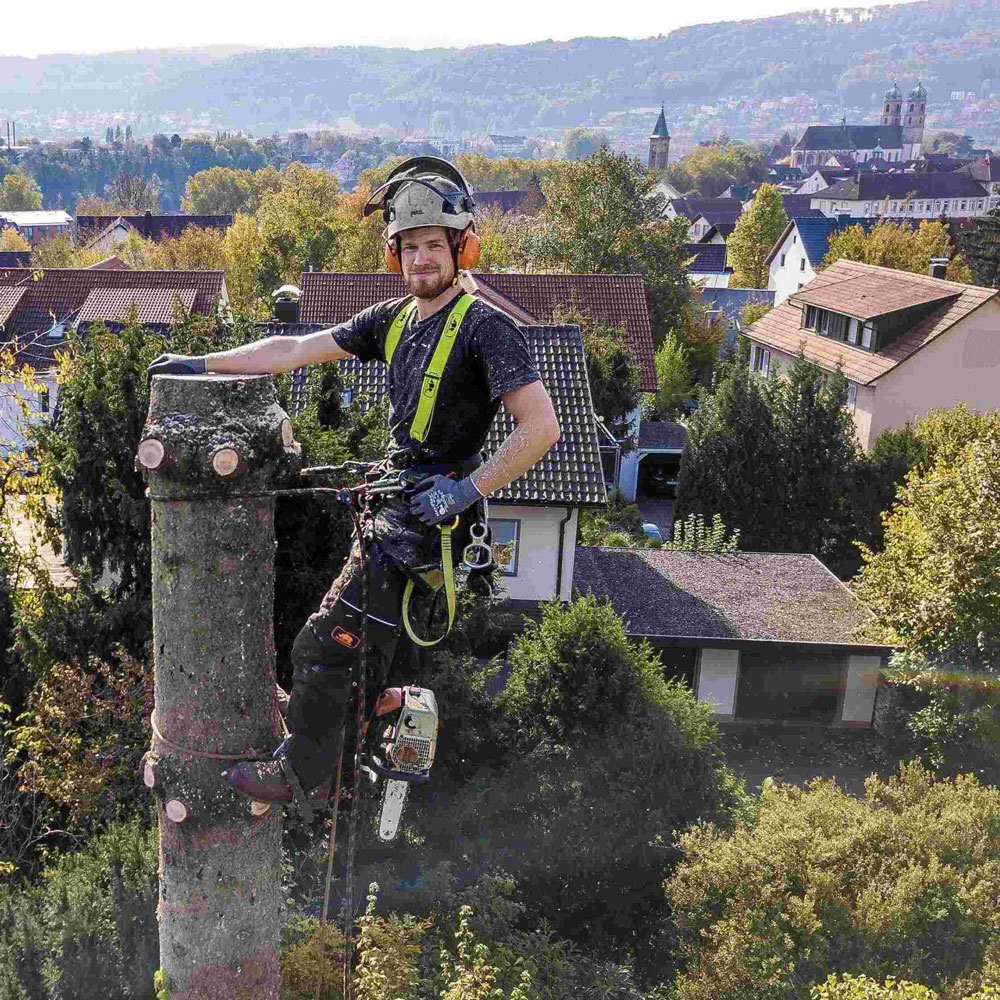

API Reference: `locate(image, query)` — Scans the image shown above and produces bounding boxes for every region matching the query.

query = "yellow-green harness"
[384,293,477,646]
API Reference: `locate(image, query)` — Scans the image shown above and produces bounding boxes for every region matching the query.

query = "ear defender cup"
[457,229,481,270]
[385,240,402,273]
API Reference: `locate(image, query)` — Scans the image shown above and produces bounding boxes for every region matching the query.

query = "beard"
[404,263,455,300]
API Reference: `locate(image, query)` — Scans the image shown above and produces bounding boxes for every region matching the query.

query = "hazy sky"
[3,0,904,57]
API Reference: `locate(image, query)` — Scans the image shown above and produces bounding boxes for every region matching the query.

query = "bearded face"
[399,227,457,300]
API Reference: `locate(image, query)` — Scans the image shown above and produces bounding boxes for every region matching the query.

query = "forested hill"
[3,0,1000,133]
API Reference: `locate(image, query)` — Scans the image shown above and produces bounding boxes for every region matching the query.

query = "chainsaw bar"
[377,779,409,841]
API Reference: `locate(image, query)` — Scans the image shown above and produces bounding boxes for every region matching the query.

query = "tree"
[853,409,1000,670]
[541,146,693,339]
[559,129,607,161]
[825,218,972,282]
[148,225,227,270]
[222,212,268,317]
[182,166,257,215]
[74,194,117,216]
[0,172,43,211]
[645,332,693,421]
[0,227,30,251]
[665,141,770,197]
[956,208,1000,287]
[726,183,788,288]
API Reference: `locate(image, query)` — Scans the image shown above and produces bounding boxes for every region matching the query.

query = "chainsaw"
[363,685,439,842]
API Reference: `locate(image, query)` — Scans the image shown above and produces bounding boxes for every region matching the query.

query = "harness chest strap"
[383,293,477,444]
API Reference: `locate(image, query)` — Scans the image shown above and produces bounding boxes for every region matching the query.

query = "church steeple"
[649,105,671,171]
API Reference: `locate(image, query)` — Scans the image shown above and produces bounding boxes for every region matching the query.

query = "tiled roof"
[700,222,736,242]
[781,193,823,217]
[701,287,774,324]
[680,243,729,274]
[0,268,225,337]
[77,287,197,325]
[298,272,658,392]
[637,421,687,451]
[764,215,878,270]
[693,207,743,227]
[475,190,541,213]
[791,275,958,320]
[276,322,606,507]
[745,259,999,384]
[795,124,903,152]
[573,549,874,644]
[76,214,234,242]
[669,197,743,221]
[962,155,1000,183]
[821,171,988,202]
[0,251,30,268]
[87,256,131,270]
[0,287,28,331]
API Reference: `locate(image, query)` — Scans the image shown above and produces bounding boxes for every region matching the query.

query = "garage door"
[735,648,846,723]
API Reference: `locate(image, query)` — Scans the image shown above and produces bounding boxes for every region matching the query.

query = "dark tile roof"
[694,207,743,226]
[298,272,658,392]
[637,421,687,451]
[781,194,824,217]
[274,321,606,507]
[700,222,737,242]
[669,197,744,221]
[962,155,1000,183]
[821,171,989,202]
[815,168,854,183]
[0,251,30,268]
[475,189,543,213]
[76,214,234,242]
[573,549,874,644]
[0,268,226,338]
[745,259,998,385]
[680,243,729,274]
[795,124,903,152]
[77,286,198,325]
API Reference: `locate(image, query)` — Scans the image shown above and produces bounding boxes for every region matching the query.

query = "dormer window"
[804,305,873,349]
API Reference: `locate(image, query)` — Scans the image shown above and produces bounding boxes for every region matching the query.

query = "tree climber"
[146,156,561,810]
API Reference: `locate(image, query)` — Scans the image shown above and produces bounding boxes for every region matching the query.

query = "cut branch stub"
[138,437,167,471]
[211,446,241,478]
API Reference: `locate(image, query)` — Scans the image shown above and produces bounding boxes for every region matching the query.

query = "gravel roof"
[573,548,871,644]
[637,421,687,451]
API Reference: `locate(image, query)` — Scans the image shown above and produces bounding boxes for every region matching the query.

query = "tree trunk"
[139,374,299,1000]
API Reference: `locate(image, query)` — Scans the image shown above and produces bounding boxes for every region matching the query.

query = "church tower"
[902,81,928,159]
[648,105,670,172]
[882,82,902,127]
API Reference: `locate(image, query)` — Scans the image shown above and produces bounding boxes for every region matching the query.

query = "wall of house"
[768,231,815,304]
[811,195,989,220]
[868,298,1000,445]
[797,172,834,195]
[492,504,578,602]
[0,377,58,455]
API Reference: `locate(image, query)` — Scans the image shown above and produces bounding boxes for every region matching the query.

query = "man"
[147,156,560,810]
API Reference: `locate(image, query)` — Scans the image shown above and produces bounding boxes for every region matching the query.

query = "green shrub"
[667,760,1000,1000]
[811,973,939,998]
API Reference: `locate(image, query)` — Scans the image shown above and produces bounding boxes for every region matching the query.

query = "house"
[811,171,990,220]
[703,287,776,345]
[681,243,731,288]
[795,168,856,196]
[959,155,1000,211]
[573,548,891,727]
[743,259,1000,449]
[780,193,824,218]
[0,267,228,452]
[274,318,607,603]
[76,213,234,251]
[765,215,879,304]
[481,135,527,156]
[0,251,30,268]
[0,211,73,245]
[688,212,740,244]
[618,421,687,504]
[665,197,743,225]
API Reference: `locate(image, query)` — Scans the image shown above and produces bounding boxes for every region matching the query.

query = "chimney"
[929,258,949,279]
[272,284,301,323]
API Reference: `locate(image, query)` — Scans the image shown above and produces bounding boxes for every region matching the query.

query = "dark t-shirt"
[331,295,541,464]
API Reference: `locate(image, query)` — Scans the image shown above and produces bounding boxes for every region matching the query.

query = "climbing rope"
[149,710,285,761]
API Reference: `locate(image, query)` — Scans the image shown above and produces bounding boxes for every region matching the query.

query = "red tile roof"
[0,268,226,337]
[87,256,131,270]
[298,271,658,391]
[791,274,959,320]
[745,259,998,384]
[77,287,198,325]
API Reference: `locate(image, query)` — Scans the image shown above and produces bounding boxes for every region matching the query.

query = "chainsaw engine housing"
[388,687,438,773]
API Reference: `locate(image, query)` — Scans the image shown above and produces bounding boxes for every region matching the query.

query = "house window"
[847,317,859,344]
[792,234,797,244]
[760,349,771,375]
[38,387,50,413]
[491,519,520,577]
[799,258,806,271]
[847,384,857,411]
[961,201,967,210]
[24,227,33,237]
[861,323,873,349]
[780,252,786,266]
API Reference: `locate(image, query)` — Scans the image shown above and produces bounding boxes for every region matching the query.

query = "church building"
[791,82,928,170]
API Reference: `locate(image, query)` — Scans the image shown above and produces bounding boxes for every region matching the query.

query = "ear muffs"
[456,229,481,270]
[385,239,401,273]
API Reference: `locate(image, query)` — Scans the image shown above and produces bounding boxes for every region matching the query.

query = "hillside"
[1,0,1000,136]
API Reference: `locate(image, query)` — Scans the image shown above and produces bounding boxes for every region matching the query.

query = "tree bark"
[139,374,299,1000]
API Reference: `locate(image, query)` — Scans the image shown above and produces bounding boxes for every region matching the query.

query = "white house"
[0,210,72,245]
[810,171,991,220]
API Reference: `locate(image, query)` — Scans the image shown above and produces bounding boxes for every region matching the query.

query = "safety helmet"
[363,156,481,272]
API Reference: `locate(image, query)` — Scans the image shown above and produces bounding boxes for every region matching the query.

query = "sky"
[2,0,907,57]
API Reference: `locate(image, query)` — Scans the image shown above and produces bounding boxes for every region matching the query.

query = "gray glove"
[408,474,482,526]
[147,354,207,379]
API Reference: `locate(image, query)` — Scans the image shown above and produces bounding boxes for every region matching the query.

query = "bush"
[667,760,1000,1000]
[0,818,158,1000]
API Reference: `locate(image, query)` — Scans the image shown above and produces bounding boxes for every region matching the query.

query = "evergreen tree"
[726,184,788,289]
[956,207,1000,287]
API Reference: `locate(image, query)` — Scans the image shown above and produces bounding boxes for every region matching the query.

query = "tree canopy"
[726,184,788,289]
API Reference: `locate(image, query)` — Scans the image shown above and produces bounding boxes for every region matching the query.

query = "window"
[491,519,520,577]
[847,384,857,411]
[38,387,49,414]
[792,234,797,244]
[760,349,771,375]
[961,201,967,211]
[861,323,873,349]
[799,257,806,271]
[780,252,786,266]
[847,317,859,344]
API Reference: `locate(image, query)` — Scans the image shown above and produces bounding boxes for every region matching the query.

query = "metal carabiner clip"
[462,520,493,571]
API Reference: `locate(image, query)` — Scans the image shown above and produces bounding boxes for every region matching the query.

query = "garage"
[735,647,847,723]
[638,452,682,499]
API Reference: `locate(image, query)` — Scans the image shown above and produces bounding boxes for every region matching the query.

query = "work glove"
[147,353,207,379]
[408,474,483,526]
